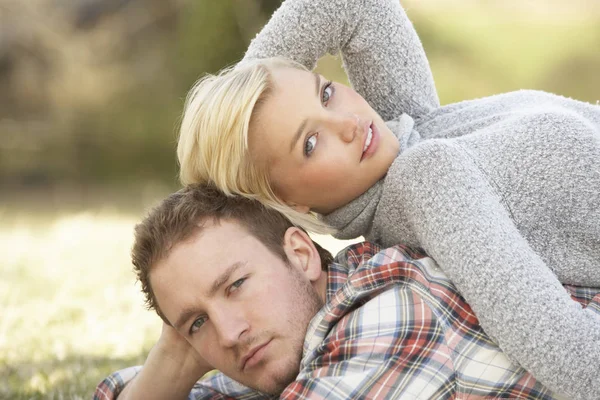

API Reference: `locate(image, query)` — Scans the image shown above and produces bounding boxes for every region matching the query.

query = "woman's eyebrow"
[290,119,308,152]
[289,72,321,153]
[313,71,320,98]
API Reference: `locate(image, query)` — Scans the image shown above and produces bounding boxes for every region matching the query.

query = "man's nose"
[212,310,249,348]
[331,113,359,143]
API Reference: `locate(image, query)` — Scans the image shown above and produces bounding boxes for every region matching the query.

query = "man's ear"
[282,227,322,281]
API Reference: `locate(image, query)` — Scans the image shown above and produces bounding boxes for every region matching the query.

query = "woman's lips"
[361,122,379,161]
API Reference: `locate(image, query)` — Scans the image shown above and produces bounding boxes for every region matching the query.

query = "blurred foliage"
[1,0,599,189]
[409,3,600,104]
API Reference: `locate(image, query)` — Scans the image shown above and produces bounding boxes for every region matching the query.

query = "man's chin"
[243,357,300,395]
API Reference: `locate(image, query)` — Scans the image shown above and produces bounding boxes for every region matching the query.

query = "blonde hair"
[177,58,334,234]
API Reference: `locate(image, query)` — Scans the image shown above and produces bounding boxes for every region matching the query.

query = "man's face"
[151,219,325,395]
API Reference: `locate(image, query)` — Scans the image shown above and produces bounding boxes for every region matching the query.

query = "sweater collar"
[322,181,383,239]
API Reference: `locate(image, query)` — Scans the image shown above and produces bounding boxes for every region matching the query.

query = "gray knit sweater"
[243,0,600,399]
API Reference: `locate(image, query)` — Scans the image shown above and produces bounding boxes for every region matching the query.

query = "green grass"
[0,208,160,399]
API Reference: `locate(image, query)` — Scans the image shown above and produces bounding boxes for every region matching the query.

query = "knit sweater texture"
[242,0,600,399]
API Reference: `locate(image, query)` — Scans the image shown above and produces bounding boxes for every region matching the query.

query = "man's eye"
[190,316,207,334]
[304,134,318,157]
[229,278,246,293]
[322,82,333,104]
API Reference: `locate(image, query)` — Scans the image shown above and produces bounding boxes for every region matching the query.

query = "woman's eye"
[322,82,333,104]
[190,316,207,334]
[304,134,318,157]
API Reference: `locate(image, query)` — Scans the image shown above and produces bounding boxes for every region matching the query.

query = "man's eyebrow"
[208,261,246,298]
[172,261,247,331]
[289,72,321,153]
[173,307,200,332]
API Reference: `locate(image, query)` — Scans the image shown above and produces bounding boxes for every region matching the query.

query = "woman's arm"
[242,0,439,121]
[392,140,600,400]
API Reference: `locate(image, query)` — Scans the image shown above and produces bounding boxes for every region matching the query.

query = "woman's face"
[249,67,399,214]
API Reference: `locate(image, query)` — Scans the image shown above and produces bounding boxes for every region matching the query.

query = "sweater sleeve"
[386,140,600,400]
[242,0,439,121]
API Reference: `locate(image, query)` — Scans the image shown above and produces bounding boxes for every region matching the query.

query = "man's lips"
[240,340,271,371]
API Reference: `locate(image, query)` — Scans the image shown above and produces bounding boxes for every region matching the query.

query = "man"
[94,185,600,400]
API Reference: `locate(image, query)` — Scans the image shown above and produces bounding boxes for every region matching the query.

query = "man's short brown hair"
[131,184,333,323]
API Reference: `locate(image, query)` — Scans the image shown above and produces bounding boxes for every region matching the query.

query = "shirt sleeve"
[92,367,263,400]
[279,287,455,399]
[242,0,439,121]
[93,366,142,400]
[390,140,600,400]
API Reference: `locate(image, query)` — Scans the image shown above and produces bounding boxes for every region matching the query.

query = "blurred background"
[1,0,599,398]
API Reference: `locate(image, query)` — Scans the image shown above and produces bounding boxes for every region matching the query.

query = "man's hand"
[117,323,213,400]
[154,322,213,379]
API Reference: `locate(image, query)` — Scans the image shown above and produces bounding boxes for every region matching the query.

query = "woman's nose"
[333,113,359,143]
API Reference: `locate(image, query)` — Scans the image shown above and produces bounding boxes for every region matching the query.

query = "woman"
[177,0,600,399]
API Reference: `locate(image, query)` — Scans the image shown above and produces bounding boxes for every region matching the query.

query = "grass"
[0,191,358,399]
[0,208,158,399]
